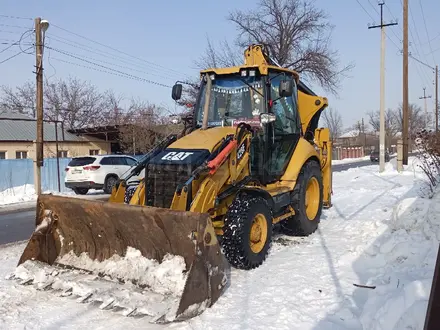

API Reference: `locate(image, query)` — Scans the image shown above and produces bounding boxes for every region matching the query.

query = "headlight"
[260,113,276,124]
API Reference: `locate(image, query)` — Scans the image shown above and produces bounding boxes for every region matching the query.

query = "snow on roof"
[340,130,360,138]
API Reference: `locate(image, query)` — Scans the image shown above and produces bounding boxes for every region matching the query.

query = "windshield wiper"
[238,78,264,97]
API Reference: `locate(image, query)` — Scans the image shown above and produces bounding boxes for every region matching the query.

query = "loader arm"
[170,128,252,215]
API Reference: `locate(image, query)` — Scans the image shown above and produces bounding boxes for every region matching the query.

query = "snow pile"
[58,247,187,296]
[14,247,187,297]
[0,184,36,205]
[356,188,440,329]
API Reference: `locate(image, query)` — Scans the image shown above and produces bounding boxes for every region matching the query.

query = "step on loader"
[10,44,333,323]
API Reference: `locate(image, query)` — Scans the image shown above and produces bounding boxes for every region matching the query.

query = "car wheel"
[104,176,118,194]
[73,188,89,195]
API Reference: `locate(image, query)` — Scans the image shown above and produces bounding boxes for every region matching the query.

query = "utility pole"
[34,17,49,196]
[34,17,43,196]
[368,1,398,173]
[362,117,366,148]
[419,87,432,128]
[436,65,438,132]
[402,0,409,164]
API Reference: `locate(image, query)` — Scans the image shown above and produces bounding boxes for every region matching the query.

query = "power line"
[398,0,433,91]
[369,0,402,45]
[46,46,172,88]
[431,45,440,55]
[355,0,400,50]
[418,0,436,64]
[416,32,440,48]
[0,42,18,54]
[0,23,32,29]
[46,45,172,81]
[51,57,172,88]
[407,0,429,66]
[0,29,26,34]
[51,23,190,79]
[46,33,183,79]
[0,14,33,21]
[0,46,32,64]
[409,53,435,71]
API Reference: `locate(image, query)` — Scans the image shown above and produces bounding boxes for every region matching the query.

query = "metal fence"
[0,158,72,193]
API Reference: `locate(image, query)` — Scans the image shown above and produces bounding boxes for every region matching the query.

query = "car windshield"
[195,74,264,127]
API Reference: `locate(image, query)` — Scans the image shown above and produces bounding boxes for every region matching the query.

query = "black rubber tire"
[222,195,273,270]
[104,176,118,194]
[73,187,89,195]
[281,160,323,236]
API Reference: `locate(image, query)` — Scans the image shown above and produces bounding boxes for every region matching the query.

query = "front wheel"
[221,195,273,270]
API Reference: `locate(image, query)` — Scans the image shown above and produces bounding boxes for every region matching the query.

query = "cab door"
[265,72,302,183]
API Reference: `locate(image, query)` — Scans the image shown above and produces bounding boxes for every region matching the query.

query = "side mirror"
[172,84,183,101]
[260,113,276,125]
[279,80,293,97]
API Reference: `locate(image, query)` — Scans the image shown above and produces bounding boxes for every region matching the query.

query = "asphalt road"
[0,208,36,246]
[0,157,401,246]
[332,159,377,172]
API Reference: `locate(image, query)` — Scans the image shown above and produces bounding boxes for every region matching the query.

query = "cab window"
[269,73,300,135]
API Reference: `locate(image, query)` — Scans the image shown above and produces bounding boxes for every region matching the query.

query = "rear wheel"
[281,160,323,236]
[104,176,118,194]
[222,195,273,270]
[73,187,89,195]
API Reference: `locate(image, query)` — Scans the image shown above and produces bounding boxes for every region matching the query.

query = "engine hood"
[168,126,237,152]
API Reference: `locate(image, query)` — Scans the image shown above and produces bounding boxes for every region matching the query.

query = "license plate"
[72,169,82,174]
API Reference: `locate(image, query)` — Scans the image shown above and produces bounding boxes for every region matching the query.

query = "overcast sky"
[1,0,439,129]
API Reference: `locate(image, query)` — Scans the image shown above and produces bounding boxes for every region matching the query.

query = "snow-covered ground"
[0,157,438,329]
[0,184,105,207]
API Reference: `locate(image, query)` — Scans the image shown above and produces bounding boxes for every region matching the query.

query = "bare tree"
[1,77,113,129]
[0,82,36,117]
[46,77,108,129]
[99,89,141,127]
[367,109,399,147]
[194,38,241,69]
[321,107,343,141]
[117,100,177,154]
[197,0,354,94]
[393,102,425,139]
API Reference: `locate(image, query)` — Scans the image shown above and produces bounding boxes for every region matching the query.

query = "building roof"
[340,129,360,138]
[0,111,95,142]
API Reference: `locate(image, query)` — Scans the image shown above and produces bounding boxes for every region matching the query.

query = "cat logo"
[161,151,194,161]
[237,140,247,161]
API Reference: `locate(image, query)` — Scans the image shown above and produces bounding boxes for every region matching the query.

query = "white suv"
[65,154,141,195]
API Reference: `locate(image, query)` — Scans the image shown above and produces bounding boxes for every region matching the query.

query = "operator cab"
[171,68,301,185]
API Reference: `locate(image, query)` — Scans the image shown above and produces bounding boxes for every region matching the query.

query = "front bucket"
[12,194,230,323]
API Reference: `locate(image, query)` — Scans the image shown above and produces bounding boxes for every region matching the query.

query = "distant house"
[335,129,379,149]
[0,111,111,160]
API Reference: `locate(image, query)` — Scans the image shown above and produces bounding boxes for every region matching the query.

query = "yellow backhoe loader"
[11,44,332,323]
